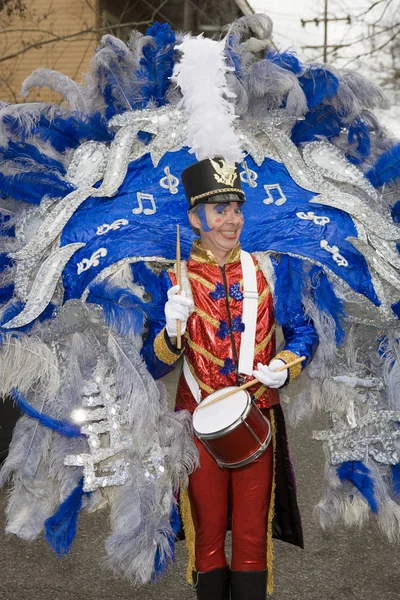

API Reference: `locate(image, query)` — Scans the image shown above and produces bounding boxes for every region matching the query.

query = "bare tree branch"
[0,19,155,64]
[317,21,400,61]
[342,30,400,67]
[353,0,390,19]
[0,74,18,102]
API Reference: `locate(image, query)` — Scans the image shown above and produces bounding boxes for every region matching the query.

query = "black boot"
[230,569,267,600]
[192,566,230,600]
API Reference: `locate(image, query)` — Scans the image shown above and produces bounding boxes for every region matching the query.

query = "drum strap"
[238,250,258,376]
[183,250,258,402]
[183,358,202,404]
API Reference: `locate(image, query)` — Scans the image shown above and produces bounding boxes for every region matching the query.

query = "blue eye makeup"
[198,204,212,232]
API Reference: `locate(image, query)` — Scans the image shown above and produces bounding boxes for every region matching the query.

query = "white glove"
[165,285,193,338]
[252,359,288,389]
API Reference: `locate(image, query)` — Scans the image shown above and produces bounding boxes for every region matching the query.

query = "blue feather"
[3,112,112,153]
[347,118,371,164]
[291,105,343,144]
[0,140,66,174]
[0,301,24,329]
[266,49,303,74]
[87,280,145,336]
[366,141,400,187]
[391,463,400,499]
[298,67,339,109]
[0,213,15,237]
[391,299,400,319]
[152,501,180,581]
[0,170,74,203]
[45,477,89,556]
[392,199,400,223]
[309,266,345,345]
[137,131,153,145]
[10,387,82,438]
[392,201,400,279]
[273,255,306,326]
[0,284,14,305]
[88,262,168,335]
[34,113,112,152]
[140,22,176,107]
[0,252,12,273]
[130,262,168,325]
[337,461,378,513]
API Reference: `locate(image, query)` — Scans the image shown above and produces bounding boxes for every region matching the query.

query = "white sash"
[183,358,202,404]
[238,250,258,375]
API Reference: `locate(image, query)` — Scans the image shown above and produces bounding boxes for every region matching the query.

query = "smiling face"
[188,201,244,264]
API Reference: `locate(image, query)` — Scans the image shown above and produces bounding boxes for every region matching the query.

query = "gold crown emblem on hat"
[210,158,236,187]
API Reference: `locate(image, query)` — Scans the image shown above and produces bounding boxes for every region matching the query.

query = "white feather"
[172,35,244,165]
[0,333,60,400]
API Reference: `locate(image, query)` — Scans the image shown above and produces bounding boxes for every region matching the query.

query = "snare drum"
[192,387,271,468]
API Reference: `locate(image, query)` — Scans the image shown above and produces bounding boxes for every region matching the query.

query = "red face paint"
[215,218,222,223]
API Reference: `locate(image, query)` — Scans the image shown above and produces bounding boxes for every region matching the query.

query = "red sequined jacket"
[142,242,316,414]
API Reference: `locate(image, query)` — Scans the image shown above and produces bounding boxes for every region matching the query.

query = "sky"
[248,0,376,66]
[247,0,400,136]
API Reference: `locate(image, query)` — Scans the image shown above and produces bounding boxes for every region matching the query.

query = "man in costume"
[1,12,400,599]
[141,157,319,600]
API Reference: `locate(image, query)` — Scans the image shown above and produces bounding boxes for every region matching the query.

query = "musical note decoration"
[132,192,157,215]
[263,183,286,206]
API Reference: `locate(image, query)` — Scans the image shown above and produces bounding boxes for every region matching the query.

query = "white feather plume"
[172,35,244,165]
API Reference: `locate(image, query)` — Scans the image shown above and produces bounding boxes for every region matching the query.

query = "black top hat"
[182,158,245,209]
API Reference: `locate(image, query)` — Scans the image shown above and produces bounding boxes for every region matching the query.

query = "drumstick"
[175,225,182,350]
[195,355,306,411]
[275,355,306,372]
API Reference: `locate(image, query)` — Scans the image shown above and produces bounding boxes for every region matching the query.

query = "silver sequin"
[66,141,109,188]
[2,243,85,328]
[313,405,400,466]
[302,141,378,200]
[310,193,400,241]
[348,237,400,292]
[65,360,130,493]
[235,127,265,166]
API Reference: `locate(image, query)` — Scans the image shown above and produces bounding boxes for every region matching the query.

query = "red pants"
[188,436,273,573]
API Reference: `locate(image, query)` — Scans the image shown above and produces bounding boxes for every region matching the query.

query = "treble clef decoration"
[240,160,258,188]
[160,166,179,195]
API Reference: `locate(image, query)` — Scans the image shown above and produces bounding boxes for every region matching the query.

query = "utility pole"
[301,0,351,62]
[323,0,328,62]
